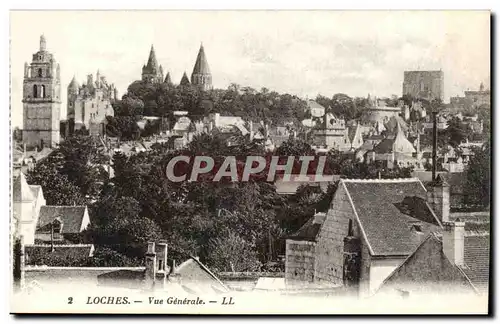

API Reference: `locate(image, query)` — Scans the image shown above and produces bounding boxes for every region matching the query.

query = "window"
[38,68,43,77]
[40,85,45,98]
[158,260,164,271]
[33,85,38,98]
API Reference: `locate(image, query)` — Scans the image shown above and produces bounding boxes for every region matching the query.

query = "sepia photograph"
[9,9,491,315]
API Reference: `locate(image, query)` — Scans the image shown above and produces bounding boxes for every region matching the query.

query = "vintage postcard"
[9,10,491,315]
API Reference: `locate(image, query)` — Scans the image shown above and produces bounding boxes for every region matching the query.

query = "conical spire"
[146,45,158,70]
[164,72,172,85]
[68,75,79,92]
[192,43,211,75]
[180,72,190,86]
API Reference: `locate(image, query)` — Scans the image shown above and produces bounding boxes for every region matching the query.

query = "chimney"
[13,236,25,293]
[155,241,168,289]
[432,111,438,181]
[144,242,157,290]
[442,220,465,266]
[416,130,421,159]
[156,242,167,273]
[312,212,326,225]
[427,174,450,223]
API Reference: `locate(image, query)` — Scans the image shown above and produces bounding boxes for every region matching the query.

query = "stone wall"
[285,240,316,284]
[314,184,358,284]
[403,70,444,102]
[359,240,372,296]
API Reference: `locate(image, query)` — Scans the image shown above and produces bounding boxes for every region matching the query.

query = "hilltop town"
[12,34,490,301]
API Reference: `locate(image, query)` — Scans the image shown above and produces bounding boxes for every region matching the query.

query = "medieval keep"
[22,35,61,148]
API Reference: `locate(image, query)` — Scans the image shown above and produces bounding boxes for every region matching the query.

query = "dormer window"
[411,224,423,233]
[52,219,63,234]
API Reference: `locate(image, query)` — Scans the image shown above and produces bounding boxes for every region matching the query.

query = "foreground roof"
[37,206,88,234]
[462,235,490,292]
[341,178,441,256]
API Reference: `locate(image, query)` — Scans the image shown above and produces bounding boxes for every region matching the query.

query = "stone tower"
[142,45,164,83]
[67,76,79,120]
[22,35,61,148]
[191,43,212,91]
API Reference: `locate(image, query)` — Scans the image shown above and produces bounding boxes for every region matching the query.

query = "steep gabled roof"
[376,234,477,295]
[180,72,190,86]
[164,72,172,85]
[287,216,323,242]
[191,44,211,75]
[373,122,416,154]
[175,256,229,292]
[13,172,34,202]
[37,206,88,234]
[348,124,363,144]
[341,178,441,256]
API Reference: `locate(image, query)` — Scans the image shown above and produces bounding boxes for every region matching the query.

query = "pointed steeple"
[180,72,190,86]
[13,173,34,202]
[192,43,211,75]
[392,120,416,154]
[68,75,79,93]
[164,72,172,85]
[40,34,46,52]
[146,45,158,69]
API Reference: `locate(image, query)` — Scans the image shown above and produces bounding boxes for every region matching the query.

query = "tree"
[204,231,261,273]
[26,163,86,206]
[446,117,471,148]
[464,140,491,208]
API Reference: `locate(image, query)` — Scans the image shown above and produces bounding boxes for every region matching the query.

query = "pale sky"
[10,11,490,127]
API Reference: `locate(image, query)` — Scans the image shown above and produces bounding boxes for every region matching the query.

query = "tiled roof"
[25,244,95,266]
[37,206,88,234]
[287,216,322,242]
[377,234,477,295]
[342,179,441,256]
[13,173,34,202]
[462,235,490,292]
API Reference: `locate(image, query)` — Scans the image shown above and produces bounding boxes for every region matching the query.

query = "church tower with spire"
[191,43,212,91]
[22,35,61,148]
[142,45,164,83]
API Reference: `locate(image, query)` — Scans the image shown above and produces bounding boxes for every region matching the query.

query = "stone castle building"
[140,44,212,91]
[22,35,61,148]
[403,70,444,102]
[67,70,116,135]
[142,45,164,83]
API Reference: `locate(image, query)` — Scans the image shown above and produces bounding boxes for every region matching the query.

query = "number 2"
[68,297,73,304]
